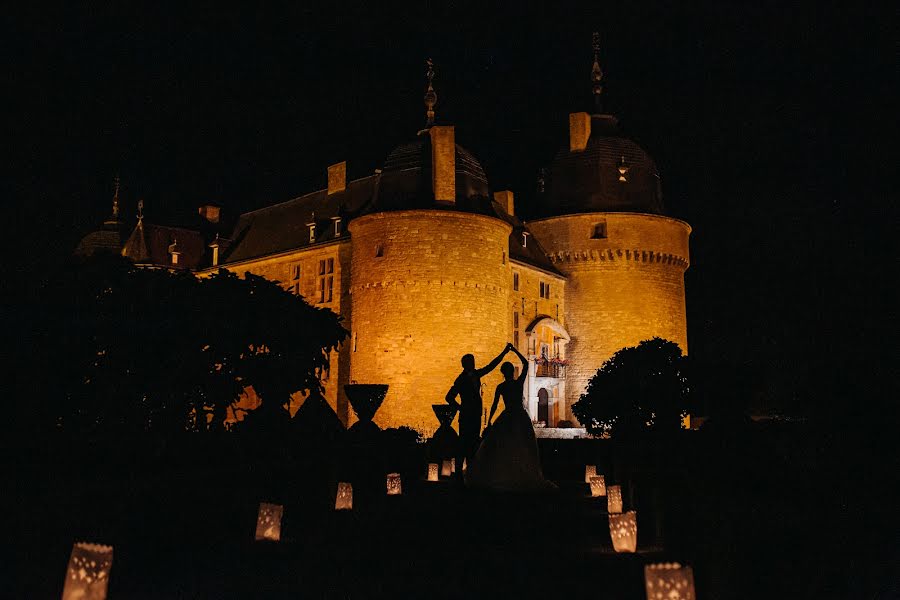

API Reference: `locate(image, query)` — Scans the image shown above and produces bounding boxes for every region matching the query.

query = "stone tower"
[347,67,512,433]
[526,39,691,421]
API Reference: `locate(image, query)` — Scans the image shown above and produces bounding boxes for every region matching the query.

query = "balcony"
[535,363,566,379]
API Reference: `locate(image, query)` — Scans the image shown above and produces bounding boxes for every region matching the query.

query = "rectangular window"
[514,330,520,348]
[326,275,334,302]
[293,282,300,295]
[513,311,519,328]
[327,257,334,274]
[591,221,608,239]
[318,277,325,303]
[513,272,519,291]
[292,265,301,280]
[319,259,326,275]
[539,281,551,299]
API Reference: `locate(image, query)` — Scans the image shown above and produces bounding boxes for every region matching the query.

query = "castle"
[76,43,690,435]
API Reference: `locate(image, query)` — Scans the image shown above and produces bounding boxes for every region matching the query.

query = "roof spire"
[136,198,144,224]
[111,174,120,219]
[591,32,604,114]
[424,58,437,128]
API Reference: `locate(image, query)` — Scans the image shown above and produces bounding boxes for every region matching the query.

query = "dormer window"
[307,223,316,244]
[521,231,530,248]
[332,216,342,237]
[168,240,180,266]
[591,221,607,239]
[617,155,630,183]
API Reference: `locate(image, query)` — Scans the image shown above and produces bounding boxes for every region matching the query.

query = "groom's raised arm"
[475,345,509,377]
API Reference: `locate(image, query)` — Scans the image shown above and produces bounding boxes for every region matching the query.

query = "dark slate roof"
[368,134,493,214]
[223,176,376,264]
[121,222,207,270]
[497,211,563,277]
[539,114,664,217]
[74,217,126,257]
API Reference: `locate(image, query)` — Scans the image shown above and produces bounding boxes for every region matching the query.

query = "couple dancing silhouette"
[445,343,555,492]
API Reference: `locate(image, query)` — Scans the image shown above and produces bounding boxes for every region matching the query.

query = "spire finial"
[591,32,604,113]
[424,58,437,127]
[137,198,144,224]
[112,175,120,218]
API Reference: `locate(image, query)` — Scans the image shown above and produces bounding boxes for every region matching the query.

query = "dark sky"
[9,4,894,412]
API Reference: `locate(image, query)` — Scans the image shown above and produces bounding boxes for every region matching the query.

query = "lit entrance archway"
[524,316,570,427]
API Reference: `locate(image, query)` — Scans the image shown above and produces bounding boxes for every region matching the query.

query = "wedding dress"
[465,379,555,492]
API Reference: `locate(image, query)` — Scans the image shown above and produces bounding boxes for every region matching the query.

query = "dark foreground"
[8,424,898,598]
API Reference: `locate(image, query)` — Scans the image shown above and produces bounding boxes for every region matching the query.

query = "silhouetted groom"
[445,345,511,480]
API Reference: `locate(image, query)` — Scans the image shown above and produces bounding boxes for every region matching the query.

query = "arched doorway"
[537,388,550,425]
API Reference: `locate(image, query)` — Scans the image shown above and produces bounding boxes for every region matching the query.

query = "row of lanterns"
[255,470,410,543]
[584,464,697,599]
[61,542,695,600]
[61,462,694,599]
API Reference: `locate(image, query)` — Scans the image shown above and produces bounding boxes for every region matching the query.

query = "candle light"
[644,562,696,600]
[607,485,623,513]
[441,460,452,477]
[589,475,606,497]
[386,472,402,495]
[609,510,637,552]
[335,482,353,510]
[584,464,597,483]
[61,542,113,600]
[427,463,439,481]
[255,502,283,541]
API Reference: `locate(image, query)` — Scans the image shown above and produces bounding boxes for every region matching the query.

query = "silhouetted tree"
[572,338,690,438]
[38,255,347,436]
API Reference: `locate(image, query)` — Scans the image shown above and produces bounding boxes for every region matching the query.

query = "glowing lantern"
[450,458,456,473]
[589,475,607,497]
[609,510,637,553]
[644,563,696,600]
[61,542,113,600]
[335,482,353,510]
[607,485,623,513]
[584,464,597,483]
[427,463,439,481]
[462,458,467,472]
[255,502,283,541]
[386,472,402,495]
[441,459,453,477]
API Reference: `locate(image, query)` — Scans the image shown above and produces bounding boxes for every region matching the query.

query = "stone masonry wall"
[526,212,691,418]
[348,210,512,434]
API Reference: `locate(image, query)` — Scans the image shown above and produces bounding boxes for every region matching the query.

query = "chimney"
[327,161,346,195]
[430,125,456,202]
[569,112,591,152]
[494,190,514,216]
[198,204,221,223]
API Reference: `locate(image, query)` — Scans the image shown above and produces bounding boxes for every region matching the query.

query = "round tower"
[348,129,512,433]
[529,37,691,421]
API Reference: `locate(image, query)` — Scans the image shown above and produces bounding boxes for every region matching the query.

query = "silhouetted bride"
[466,343,555,491]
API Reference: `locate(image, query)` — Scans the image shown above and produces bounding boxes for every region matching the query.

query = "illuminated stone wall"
[526,212,690,419]
[348,210,512,434]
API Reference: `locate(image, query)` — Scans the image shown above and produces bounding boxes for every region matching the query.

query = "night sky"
[9,4,894,414]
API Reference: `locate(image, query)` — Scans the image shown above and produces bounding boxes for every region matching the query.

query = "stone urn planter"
[428,403,459,463]
[343,384,389,495]
[345,384,388,433]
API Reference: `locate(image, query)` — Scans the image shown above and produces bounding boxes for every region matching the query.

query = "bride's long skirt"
[465,407,555,492]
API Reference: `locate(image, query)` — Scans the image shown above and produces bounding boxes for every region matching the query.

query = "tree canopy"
[35,254,347,435]
[572,338,690,438]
